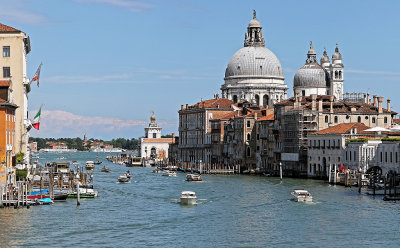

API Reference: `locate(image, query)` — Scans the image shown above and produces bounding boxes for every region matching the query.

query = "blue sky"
[2,0,400,139]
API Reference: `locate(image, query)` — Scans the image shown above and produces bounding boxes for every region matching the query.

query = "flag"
[32,106,42,130]
[31,63,43,87]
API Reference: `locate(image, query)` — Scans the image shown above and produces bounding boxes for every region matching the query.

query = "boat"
[72,160,78,165]
[180,191,197,205]
[118,171,131,183]
[101,166,111,173]
[162,170,177,177]
[291,189,313,202]
[125,157,142,167]
[94,154,102,165]
[37,198,53,205]
[85,161,95,170]
[53,193,69,201]
[186,174,202,182]
[153,168,162,173]
[67,185,98,198]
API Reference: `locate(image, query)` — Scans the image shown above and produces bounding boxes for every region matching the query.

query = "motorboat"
[180,191,197,205]
[118,172,131,183]
[85,161,95,170]
[186,174,202,182]
[291,189,313,202]
[162,170,177,177]
[67,185,98,198]
[153,168,161,173]
[101,166,111,173]
[125,170,132,179]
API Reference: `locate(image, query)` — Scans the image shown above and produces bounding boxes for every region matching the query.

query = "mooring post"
[77,183,81,206]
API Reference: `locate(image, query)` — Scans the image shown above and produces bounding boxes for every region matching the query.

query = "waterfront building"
[274,94,395,177]
[343,139,381,173]
[255,108,275,171]
[294,42,344,100]
[140,113,174,160]
[29,141,37,153]
[178,96,233,163]
[0,80,18,186]
[221,10,288,107]
[308,123,372,178]
[373,140,400,174]
[0,23,31,164]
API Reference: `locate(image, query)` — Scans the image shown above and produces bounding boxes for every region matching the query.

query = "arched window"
[384,117,388,124]
[325,115,329,123]
[263,95,269,107]
[335,71,338,79]
[358,116,361,123]
[247,133,251,141]
[255,94,260,105]
[247,147,251,157]
[334,116,338,123]
[339,71,342,79]
[372,117,376,123]
[233,95,238,103]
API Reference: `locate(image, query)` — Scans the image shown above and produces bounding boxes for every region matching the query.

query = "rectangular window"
[3,67,10,78]
[354,151,356,161]
[3,46,10,57]
[247,120,251,128]
[153,133,156,138]
[390,152,393,163]
[380,152,383,162]
[396,152,398,163]
[385,152,388,163]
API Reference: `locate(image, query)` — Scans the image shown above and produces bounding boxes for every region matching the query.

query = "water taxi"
[162,170,177,177]
[85,161,95,170]
[291,189,313,202]
[180,191,197,205]
[186,174,202,182]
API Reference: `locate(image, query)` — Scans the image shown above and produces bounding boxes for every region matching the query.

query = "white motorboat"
[162,170,177,177]
[118,173,130,183]
[291,189,313,202]
[180,191,197,205]
[85,161,95,170]
[186,174,202,181]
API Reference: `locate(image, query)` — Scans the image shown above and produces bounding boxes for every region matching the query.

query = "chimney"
[329,95,334,113]
[311,94,317,111]
[318,98,323,112]
[367,93,370,104]
[294,94,299,108]
[172,133,175,139]
[354,127,357,134]
[387,99,391,112]
[186,104,188,110]
[373,95,377,107]
[181,105,184,110]
[216,104,220,108]
[297,96,302,107]
[378,96,383,113]
[364,94,367,104]
[254,113,258,120]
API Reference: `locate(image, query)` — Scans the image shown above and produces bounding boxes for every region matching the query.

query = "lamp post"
[279,161,283,180]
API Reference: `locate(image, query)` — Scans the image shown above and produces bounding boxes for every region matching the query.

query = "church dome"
[332,44,342,61]
[294,63,328,87]
[320,48,330,64]
[225,46,284,79]
[248,18,261,28]
[294,41,329,88]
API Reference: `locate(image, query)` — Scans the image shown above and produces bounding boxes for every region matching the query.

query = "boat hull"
[180,197,197,205]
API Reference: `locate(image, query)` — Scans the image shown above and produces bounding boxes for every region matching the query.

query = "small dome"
[225,47,284,79]
[248,18,261,28]
[294,63,329,88]
[320,49,330,64]
[332,44,342,61]
[150,114,156,121]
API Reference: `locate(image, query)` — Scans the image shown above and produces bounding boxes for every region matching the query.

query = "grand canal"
[0,152,399,247]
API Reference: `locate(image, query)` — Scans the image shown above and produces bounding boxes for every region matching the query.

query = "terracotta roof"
[0,23,21,33]
[0,98,6,103]
[393,119,400,125]
[142,138,174,144]
[311,123,370,135]
[186,98,233,110]
[257,113,274,121]
[211,111,236,120]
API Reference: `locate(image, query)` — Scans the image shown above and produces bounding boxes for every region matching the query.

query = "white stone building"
[373,141,400,174]
[294,42,344,101]
[344,140,381,173]
[221,10,288,108]
[140,113,174,160]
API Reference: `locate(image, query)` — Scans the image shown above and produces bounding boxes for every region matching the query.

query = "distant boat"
[85,161,95,170]
[186,174,202,182]
[291,189,313,202]
[180,191,197,205]
[101,166,111,173]
[162,170,177,177]
[118,171,131,183]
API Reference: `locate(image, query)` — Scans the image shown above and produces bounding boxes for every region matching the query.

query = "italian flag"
[32,106,41,130]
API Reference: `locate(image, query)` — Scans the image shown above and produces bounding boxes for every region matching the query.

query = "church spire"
[306,41,317,64]
[244,10,265,47]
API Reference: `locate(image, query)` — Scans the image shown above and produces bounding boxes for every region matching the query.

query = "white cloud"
[75,0,153,12]
[0,0,47,25]
[45,74,131,84]
[347,69,400,76]
[30,110,176,138]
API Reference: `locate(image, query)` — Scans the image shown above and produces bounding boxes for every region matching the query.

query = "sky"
[2,0,400,140]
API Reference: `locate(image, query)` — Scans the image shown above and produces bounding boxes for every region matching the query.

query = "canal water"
[1,152,399,247]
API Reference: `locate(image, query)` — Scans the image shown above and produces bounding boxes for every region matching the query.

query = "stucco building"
[0,23,31,163]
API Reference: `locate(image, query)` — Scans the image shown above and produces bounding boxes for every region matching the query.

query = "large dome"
[294,63,329,88]
[225,46,284,79]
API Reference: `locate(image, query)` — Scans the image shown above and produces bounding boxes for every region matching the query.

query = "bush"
[16,169,28,180]
[16,152,25,163]
[381,138,400,142]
